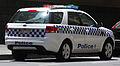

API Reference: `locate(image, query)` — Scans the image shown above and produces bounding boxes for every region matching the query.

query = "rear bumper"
[7,45,56,55]
[5,36,60,53]
[8,45,44,50]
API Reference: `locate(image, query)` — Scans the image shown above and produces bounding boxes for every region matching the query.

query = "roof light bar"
[43,4,53,7]
[43,4,79,10]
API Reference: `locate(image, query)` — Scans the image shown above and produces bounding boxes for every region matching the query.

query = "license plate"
[20,29,31,34]
[15,41,33,45]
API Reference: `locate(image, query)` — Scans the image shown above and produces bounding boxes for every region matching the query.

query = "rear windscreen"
[10,11,63,24]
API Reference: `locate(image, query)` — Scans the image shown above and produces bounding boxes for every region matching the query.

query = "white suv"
[5,5,115,61]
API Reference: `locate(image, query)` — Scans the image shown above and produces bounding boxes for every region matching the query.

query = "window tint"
[79,13,96,27]
[10,11,63,24]
[49,12,63,24]
[10,11,47,23]
[68,12,82,25]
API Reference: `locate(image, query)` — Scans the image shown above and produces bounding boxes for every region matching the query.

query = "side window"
[79,13,96,27]
[49,12,63,24]
[68,12,82,26]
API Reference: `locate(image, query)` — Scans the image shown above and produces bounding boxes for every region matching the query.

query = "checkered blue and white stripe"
[54,25,110,37]
[7,28,46,37]
[7,25,110,37]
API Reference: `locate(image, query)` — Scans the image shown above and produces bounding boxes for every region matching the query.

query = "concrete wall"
[0,0,120,43]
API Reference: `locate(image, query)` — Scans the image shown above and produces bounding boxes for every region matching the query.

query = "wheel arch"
[99,37,114,60]
[59,38,73,51]
[103,37,115,50]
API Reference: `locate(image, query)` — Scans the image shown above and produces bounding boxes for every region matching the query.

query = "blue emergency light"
[64,5,79,10]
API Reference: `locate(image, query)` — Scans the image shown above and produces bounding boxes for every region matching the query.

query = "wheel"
[56,42,71,61]
[99,42,113,60]
[12,50,27,61]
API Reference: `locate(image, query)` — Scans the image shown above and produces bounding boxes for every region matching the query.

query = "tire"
[56,41,71,61]
[12,50,27,61]
[99,42,113,60]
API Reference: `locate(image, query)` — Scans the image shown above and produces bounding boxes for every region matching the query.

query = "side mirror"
[100,22,103,27]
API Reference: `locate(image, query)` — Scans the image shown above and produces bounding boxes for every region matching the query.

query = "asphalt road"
[0,45,120,66]
[0,56,120,66]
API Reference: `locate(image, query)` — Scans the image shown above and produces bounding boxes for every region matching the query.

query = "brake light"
[101,32,104,35]
[5,25,8,32]
[46,26,58,33]
[28,10,37,12]
[112,24,117,28]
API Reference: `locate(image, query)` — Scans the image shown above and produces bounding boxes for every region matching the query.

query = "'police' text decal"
[78,44,96,49]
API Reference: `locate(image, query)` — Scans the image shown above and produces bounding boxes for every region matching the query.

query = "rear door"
[68,12,86,53]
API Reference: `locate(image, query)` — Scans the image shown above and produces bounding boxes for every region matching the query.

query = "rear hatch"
[6,10,63,38]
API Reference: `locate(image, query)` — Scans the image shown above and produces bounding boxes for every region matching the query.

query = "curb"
[0,44,12,55]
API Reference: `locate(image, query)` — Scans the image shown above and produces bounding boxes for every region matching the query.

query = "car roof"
[18,7,98,24]
[18,7,84,13]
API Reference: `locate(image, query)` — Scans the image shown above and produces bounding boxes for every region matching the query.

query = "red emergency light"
[43,5,53,7]
[28,10,37,12]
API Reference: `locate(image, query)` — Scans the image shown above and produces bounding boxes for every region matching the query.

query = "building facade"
[0,0,120,43]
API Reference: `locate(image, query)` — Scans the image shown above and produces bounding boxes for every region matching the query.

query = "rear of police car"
[5,5,115,61]
[5,5,68,60]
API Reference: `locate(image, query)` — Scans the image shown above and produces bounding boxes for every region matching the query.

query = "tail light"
[46,26,58,33]
[5,25,8,32]
[101,32,104,35]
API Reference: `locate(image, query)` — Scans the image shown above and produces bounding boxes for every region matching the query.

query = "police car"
[5,5,115,61]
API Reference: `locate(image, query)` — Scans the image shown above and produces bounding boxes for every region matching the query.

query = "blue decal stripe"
[54,25,110,37]
[7,25,110,37]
